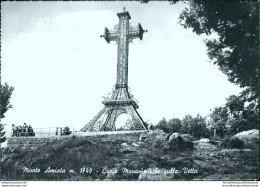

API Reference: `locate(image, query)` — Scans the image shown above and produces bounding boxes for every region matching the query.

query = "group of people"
[56,126,72,136]
[11,124,72,137]
[12,123,35,137]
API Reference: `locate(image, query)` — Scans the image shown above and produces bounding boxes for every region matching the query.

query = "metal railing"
[10,126,75,138]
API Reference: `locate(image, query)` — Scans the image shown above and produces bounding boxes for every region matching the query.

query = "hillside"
[0,130,259,181]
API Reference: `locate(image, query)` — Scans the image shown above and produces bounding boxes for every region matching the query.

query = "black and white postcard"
[0,1,259,185]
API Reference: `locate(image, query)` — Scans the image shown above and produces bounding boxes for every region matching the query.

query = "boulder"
[139,133,147,141]
[199,138,210,143]
[121,142,129,147]
[195,142,217,150]
[168,133,180,142]
[121,159,131,167]
[168,133,195,142]
[232,129,259,147]
[181,134,195,142]
[160,155,171,161]
[144,130,169,142]
[119,146,137,154]
[114,163,123,168]
[128,160,142,170]
[138,168,174,181]
[132,143,140,147]
[143,130,170,149]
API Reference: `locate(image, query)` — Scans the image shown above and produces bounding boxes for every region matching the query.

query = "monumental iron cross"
[81,9,148,132]
[101,8,147,88]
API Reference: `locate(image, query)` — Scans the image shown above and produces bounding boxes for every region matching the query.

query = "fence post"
[40,128,42,137]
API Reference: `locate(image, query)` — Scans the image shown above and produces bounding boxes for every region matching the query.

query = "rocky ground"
[0,130,259,181]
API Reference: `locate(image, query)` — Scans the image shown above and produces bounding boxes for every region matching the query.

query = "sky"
[1,1,242,140]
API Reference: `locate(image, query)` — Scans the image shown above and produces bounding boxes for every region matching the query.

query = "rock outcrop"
[233,129,259,147]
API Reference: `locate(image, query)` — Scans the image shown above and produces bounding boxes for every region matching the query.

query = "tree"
[0,83,14,146]
[182,114,208,138]
[140,0,259,95]
[242,102,259,130]
[208,107,229,138]
[0,123,6,144]
[191,114,208,138]
[0,83,14,119]
[208,93,260,136]
[178,0,259,100]
[181,115,193,134]
[225,94,259,133]
[168,118,182,133]
[155,118,169,132]
[155,117,182,133]
[225,95,244,118]
[141,0,259,134]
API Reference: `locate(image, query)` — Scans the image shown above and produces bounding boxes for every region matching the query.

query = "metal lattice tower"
[80,9,148,132]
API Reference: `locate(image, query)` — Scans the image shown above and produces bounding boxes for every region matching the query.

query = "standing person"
[11,124,16,137]
[23,123,28,129]
[15,126,19,137]
[28,125,33,136]
[60,127,63,136]
[17,125,22,136]
[64,126,70,135]
[56,127,59,136]
[25,123,28,136]
[25,125,29,137]
[29,125,35,136]
[22,123,27,136]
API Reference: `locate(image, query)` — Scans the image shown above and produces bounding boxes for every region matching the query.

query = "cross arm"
[100,27,118,43]
[129,23,148,40]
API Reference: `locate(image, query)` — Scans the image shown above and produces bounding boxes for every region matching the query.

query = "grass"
[1,135,126,180]
[1,131,259,181]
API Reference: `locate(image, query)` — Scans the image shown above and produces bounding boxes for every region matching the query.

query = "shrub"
[209,140,218,145]
[221,137,244,149]
[170,136,194,150]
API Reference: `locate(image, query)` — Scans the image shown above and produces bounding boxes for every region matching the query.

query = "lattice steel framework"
[80,9,148,132]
